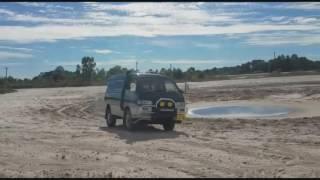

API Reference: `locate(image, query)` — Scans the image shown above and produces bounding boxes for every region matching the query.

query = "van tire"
[124,108,134,131]
[163,118,175,131]
[105,107,116,127]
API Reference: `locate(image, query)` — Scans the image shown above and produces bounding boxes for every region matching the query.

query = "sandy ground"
[1,75,320,177]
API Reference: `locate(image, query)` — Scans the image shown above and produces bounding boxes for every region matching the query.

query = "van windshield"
[137,77,179,93]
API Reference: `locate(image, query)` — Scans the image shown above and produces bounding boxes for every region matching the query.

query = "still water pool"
[187,105,293,119]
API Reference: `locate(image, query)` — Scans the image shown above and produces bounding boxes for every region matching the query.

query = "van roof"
[136,72,164,76]
[135,72,175,80]
[106,72,171,82]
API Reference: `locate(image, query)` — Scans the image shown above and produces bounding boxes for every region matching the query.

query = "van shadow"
[99,123,189,144]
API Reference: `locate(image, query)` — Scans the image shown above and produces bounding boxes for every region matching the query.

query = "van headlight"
[137,100,153,105]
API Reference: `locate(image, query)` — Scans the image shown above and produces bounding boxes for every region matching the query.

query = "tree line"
[1,54,320,90]
[1,56,130,89]
[148,54,320,81]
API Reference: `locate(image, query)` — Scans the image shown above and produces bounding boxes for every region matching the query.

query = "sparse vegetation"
[156,54,320,82]
[0,88,15,94]
[1,54,320,92]
[0,78,15,94]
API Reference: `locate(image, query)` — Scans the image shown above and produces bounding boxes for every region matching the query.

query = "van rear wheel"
[105,107,116,127]
[163,118,175,131]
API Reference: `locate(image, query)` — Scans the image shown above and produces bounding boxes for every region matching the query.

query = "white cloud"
[152,60,222,64]
[96,59,137,66]
[0,2,319,47]
[293,17,318,24]
[1,22,318,44]
[0,8,15,16]
[148,39,182,47]
[270,16,286,21]
[0,46,33,52]
[245,31,320,46]
[6,3,239,26]
[16,2,74,10]
[15,2,47,7]
[85,2,241,25]
[8,14,110,25]
[91,49,113,54]
[194,43,220,49]
[0,51,33,60]
[262,16,320,26]
[0,62,25,66]
[280,2,320,10]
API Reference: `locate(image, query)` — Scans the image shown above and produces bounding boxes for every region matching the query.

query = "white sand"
[1,75,320,177]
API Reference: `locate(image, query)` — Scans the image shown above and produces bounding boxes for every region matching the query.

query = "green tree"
[96,68,106,81]
[52,66,65,82]
[81,56,96,82]
[76,64,81,76]
[186,67,196,81]
[172,68,184,80]
[106,65,127,79]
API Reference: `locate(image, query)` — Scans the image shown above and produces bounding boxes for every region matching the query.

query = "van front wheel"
[124,109,135,131]
[163,118,175,131]
[105,107,116,127]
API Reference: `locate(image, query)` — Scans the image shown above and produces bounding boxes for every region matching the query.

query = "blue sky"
[0,2,320,78]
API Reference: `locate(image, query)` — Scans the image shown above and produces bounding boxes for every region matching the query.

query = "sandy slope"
[1,75,320,177]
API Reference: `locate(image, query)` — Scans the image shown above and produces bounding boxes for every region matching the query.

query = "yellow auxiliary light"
[160,102,165,107]
[168,102,173,107]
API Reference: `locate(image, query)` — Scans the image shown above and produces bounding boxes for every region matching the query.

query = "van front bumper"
[130,105,185,122]
[131,106,185,123]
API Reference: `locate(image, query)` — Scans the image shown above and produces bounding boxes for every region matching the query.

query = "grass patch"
[0,88,16,94]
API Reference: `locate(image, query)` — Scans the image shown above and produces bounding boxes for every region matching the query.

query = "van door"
[107,79,124,117]
[123,77,138,112]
